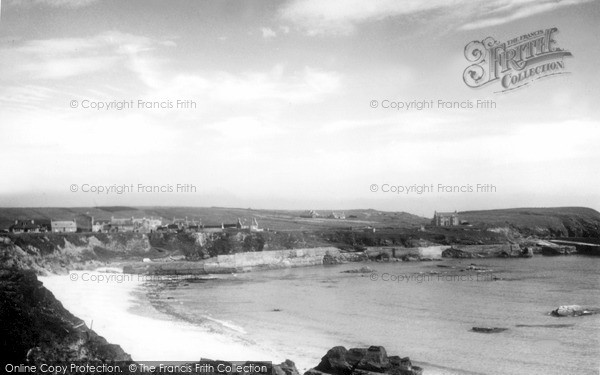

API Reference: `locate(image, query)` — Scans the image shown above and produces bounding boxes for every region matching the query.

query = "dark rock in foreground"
[0,268,132,364]
[275,359,302,375]
[305,346,422,375]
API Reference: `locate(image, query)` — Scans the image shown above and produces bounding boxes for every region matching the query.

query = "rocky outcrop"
[441,248,474,258]
[341,266,373,274]
[0,268,132,363]
[521,247,534,257]
[550,305,600,317]
[305,346,422,375]
[203,247,341,273]
[540,245,576,256]
[443,244,535,258]
[471,327,508,333]
[0,233,155,275]
[274,360,301,375]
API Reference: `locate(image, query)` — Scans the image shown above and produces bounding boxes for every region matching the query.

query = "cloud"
[1,31,174,80]
[134,62,341,108]
[7,0,98,8]
[459,0,592,30]
[260,27,277,39]
[279,0,594,35]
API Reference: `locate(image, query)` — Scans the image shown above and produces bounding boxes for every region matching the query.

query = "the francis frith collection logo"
[463,27,572,92]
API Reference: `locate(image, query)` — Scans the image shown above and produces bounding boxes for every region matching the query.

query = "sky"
[0,0,599,216]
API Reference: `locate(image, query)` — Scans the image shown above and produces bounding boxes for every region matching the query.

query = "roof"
[111,218,133,225]
[52,221,76,228]
[11,221,42,230]
[435,211,458,216]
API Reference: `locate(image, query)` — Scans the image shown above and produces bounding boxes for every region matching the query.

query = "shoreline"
[19,255,600,375]
[136,257,600,375]
[39,270,286,365]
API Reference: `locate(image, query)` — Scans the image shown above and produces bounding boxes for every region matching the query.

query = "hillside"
[1,206,599,239]
[460,207,600,237]
[0,206,428,232]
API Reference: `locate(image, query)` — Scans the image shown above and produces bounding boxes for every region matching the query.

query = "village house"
[109,217,135,232]
[432,211,460,226]
[92,220,110,233]
[126,216,261,234]
[51,220,77,233]
[10,220,45,233]
[199,224,225,233]
[132,217,163,232]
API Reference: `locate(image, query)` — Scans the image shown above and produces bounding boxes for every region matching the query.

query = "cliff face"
[0,268,132,364]
[148,231,329,260]
[0,233,154,275]
[460,207,600,237]
[0,231,331,275]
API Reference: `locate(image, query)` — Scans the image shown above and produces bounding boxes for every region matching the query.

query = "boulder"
[323,254,344,265]
[274,360,301,375]
[307,346,422,375]
[314,346,352,375]
[341,266,373,274]
[465,264,491,271]
[357,346,388,372]
[521,247,534,258]
[550,305,600,317]
[401,255,420,262]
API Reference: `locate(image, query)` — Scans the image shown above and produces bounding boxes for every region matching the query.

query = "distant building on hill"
[134,217,162,232]
[432,211,460,226]
[51,220,77,233]
[327,212,346,220]
[108,216,163,232]
[300,210,319,218]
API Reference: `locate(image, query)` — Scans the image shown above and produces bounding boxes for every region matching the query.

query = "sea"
[149,256,600,375]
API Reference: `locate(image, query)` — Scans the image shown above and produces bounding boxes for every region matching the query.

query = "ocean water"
[154,257,600,375]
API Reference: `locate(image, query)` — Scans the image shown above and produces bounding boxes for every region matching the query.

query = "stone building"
[432,211,459,226]
[51,220,77,233]
[10,220,45,233]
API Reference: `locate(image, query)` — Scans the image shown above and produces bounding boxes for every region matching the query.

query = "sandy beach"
[39,269,283,364]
